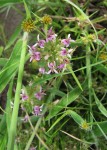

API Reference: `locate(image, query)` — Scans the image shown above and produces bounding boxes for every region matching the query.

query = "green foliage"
[0,40,22,93]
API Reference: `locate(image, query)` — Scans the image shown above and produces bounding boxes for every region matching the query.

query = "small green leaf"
[93,90,107,118]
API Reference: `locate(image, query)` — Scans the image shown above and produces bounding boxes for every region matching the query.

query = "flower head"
[42,15,52,24]
[20,89,28,101]
[60,48,67,56]
[23,115,29,122]
[99,53,107,60]
[61,34,71,47]
[34,87,46,100]
[46,27,57,42]
[30,147,37,150]
[33,105,42,116]
[22,19,35,32]
[81,121,90,130]
[28,44,37,52]
[39,67,45,74]
[57,63,65,69]
[37,35,46,48]
[29,51,41,62]
[47,61,58,74]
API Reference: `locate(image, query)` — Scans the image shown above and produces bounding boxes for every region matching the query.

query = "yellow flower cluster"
[42,15,52,24]
[22,19,35,32]
[81,121,90,130]
[99,53,107,60]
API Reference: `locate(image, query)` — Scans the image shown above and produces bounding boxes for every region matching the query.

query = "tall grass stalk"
[7,32,28,150]
[86,44,93,122]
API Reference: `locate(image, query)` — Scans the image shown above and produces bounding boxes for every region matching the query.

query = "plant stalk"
[86,44,93,122]
[7,32,28,150]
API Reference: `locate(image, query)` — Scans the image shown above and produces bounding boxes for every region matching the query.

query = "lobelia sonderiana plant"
[7,2,77,149]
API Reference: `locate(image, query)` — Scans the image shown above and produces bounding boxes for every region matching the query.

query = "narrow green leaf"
[92,121,107,137]
[93,90,107,118]
[23,0,31,19]
[6,81,13,135]
[67,65,83,91]
[0,0,22,6]
[47,110,84,132]
[69,110,84,125]
[0,40,22,93]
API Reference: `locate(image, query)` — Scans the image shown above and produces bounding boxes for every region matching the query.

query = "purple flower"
[28,44,37,52]
[61,34,71,47]
[20,89,28,101]
[37,34,45,48]
[38,40,45,48]
[46,27,57,42]
[60,48,74,58]
[29,51,41,62]
[60,48,67,56]
[30,147,36,150]
[34,87,46,100]
[33,105,42,116]
[47,61,58,74]
[57,63,65,69]
[23,115,29,122]
[39,67,45,74]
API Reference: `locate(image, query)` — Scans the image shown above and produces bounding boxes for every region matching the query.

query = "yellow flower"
[81,121,90,130]
[22,19,35,32]
[99,53,107,60]
[42,15,52,24]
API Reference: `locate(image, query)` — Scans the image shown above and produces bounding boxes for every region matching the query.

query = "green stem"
[86,44,93,122]
[25,117,43,150]
[7,32,28,150]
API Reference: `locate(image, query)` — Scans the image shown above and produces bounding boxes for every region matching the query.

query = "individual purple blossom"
[46,27,57,42]
[34,87,46,100]
[23,115,29,122]
[61,34,71,47]
[20,89,28,101]
[60,48,67,56]
[28,44,37,52]
[38,40,45,48]
[30,147,37,150]
[37,35,45,48]
[57,63,65,69]
[47,61,58,74]
[33,105,42,116]
[39,67,45,74]
[29,51,41,62]
[60,48,74,58]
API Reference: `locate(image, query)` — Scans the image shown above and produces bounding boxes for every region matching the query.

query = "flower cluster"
[28,27,75,75]
[20,86,45,119]
[22,19,35,32]
[21,17,76,121]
